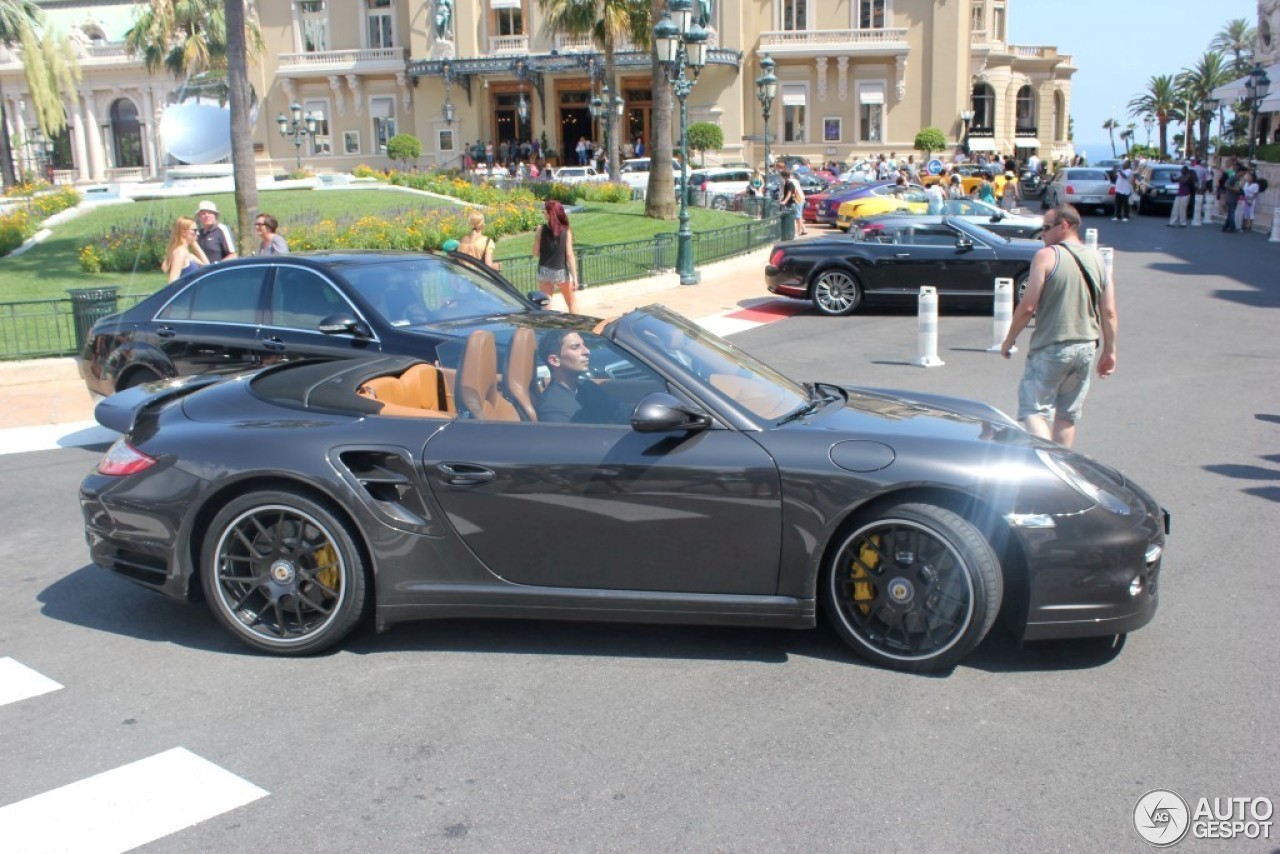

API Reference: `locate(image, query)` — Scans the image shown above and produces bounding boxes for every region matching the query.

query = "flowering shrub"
[351,164,382,179]
[0,209,34,257]
[574,182,633,203]
[524,182,578,204]
[78,201,544,272]
[28,186,81,219]
[4,179,50,198]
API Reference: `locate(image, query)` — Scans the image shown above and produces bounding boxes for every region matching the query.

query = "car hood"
[812,385,1038,447]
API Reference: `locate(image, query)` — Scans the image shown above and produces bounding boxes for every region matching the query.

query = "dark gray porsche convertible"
[81,306,1168,672]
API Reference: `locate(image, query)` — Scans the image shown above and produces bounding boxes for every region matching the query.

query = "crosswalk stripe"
[0,747,268,853]
[0,658,63,707]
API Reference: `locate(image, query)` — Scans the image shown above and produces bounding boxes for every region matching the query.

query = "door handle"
[156,326,176,338]
[261,337,287,352]
[894,252,910,258]
[436,462,496,486]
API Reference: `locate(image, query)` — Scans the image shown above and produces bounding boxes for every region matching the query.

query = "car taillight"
[700,181,708,191]
[1108,186,1116,195]
[769,249,786,266]
[98,439,157,476]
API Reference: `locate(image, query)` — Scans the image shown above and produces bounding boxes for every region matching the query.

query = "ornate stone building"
[0,0,1075,183]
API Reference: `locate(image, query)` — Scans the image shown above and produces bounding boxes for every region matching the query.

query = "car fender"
[804,258,863,297]
[104,339,177,388]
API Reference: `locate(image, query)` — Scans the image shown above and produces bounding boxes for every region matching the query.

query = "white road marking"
[0,747,268,853]
[0,422,116,457]
[0,658,63,707]
[698,314,770,338]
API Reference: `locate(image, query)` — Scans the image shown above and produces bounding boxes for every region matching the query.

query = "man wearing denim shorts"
[1000,204,1118,449]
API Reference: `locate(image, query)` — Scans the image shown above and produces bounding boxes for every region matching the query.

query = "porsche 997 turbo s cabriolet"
[81,306,1168,672]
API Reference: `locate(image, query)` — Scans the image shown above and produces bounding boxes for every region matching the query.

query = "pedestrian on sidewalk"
[254,214,288,255]
[194,200,236,263]
[779,170,806,235]
[1240,170,1260,232]
[161,216,209,283]
[1168,165,1195,226]
[458,211,499,270]
[1000,204,1117,450]
[1220,162,1243,232]
[534,200,580,314]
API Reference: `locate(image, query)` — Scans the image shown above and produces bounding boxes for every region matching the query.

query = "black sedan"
[77,251,543,397]
[765,216,1042,316]
[81,306,1168,673]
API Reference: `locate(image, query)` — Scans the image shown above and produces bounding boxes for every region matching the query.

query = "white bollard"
[1084,228,1098,248]
[988,278,1014,352]
[1203,192,1217,223]
[912,286,945,367]
[1271,204,1280,243]
[1099,246,1114,287]
[1191,193,1203,226]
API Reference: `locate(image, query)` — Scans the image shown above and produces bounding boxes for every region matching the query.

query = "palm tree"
[645,0,674,219]
[0,0,79,188]
[1128,75,1181,158]
[124,0,264,254]
[1177,52,1231,160]
[1102,118,1118,157]
[1209,18,1256,75]
[538,0,650,182]
[1120,125,1135,157]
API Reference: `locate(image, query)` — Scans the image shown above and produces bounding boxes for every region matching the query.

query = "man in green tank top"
[1000,204,1118,449]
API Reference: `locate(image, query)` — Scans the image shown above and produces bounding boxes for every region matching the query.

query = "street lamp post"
[755,54,777,176]
[654,0,708,286]
[276,102,318,170]
[589,84,626,180]
[1244,64,1271,162]
[1143,114,1153,150]
[960,108,974,156]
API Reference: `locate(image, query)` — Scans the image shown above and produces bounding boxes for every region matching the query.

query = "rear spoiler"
[95,375,225,434]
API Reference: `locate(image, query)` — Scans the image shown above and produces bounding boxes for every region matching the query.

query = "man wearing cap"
[195,200,238,263]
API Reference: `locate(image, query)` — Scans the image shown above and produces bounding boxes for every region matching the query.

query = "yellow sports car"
[919,164,988,195]
[836,186,928,230]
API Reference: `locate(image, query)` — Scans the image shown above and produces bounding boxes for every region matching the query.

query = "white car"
[617,158,682,190]
[553,166,607,185]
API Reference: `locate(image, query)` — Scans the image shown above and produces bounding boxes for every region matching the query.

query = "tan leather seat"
[505,327,537,421]
[357,363,452,419]
[457,329,520,421]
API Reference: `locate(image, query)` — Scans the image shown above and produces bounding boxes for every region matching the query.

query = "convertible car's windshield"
[628,309,808,422]
[337,257,528,327]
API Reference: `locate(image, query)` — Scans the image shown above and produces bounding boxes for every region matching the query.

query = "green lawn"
[0,189,748,302]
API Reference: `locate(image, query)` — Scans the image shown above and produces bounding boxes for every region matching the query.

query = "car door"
[259,264,382,362]
[422,332,783,596]
[892,224,998,298]
[149,265,271,378]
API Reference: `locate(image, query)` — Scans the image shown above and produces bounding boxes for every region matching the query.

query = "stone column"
[67,96,88,183]
[143,88,159,176]
[82,90,107,181]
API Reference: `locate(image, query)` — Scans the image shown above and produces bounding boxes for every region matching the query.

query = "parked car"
[919,164,988,196]
[81,304,1167,672]
[836,185,929,229]
[854,199,1046,240]
[553,165,607,185]
[1040,168,1116,215]
[685,167,754,209]
[815,179,899,227]
[765,215,1042,316]
[617,157,682,190]
[1131,164,1184,215]
[76,252,546,398]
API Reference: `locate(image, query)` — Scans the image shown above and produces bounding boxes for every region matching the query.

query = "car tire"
[1014,272,1029,304]
[117,366,163,391]
[823,501,1003,672]
[712,195,729,211]
[810,268,863,316]
[201,488,369,655]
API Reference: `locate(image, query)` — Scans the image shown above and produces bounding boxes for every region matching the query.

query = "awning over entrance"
[1014,135,1039,148]
[967,137,997,152]
[1211,62,1280,103]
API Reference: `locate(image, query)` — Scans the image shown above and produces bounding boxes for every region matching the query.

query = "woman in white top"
[1112,161,1133,221]
[1239,172,1260,232]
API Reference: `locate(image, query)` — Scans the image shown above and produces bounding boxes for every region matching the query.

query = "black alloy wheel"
[1014,272,1029,304]
[810,268,863,316]
[823,502,1002,672]
[201,489,369,654]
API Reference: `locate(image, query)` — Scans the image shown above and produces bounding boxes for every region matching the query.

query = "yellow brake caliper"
[313,544,340,593]
[850,536,879,615]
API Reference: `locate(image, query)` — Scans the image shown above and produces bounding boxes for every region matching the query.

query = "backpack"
[790,179,805,204]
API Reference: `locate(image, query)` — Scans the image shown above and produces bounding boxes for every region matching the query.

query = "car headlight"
[1036,449,1130,515]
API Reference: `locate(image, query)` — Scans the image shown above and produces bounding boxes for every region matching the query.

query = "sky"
[1010,0,1260,157]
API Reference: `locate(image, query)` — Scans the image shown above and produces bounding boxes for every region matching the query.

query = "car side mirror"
[990,212,1005,222]
[527,291,551,308]
[631,392,711,433]
[955,237,974,251]
[318,313,374,339]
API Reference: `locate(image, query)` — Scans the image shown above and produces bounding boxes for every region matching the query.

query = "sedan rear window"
[1150,169,1180,182]
[1069,170,1108,181]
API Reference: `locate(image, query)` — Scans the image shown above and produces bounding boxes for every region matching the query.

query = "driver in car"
[535,330,625,424]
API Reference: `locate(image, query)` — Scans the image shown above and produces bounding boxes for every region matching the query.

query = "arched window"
[1053,90,1066,141]
[110,98,144,168]
[1016,85,1036,134]
[971,83,994,130]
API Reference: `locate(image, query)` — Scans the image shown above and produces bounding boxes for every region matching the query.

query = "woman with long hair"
[533,200,579,313]
[160,216,209,283]
[458,210,497,269]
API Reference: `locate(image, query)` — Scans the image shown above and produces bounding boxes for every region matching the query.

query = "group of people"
[161,200,288,283]
[1106,156,1267,232]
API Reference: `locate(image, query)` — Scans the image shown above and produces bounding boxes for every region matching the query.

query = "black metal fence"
[1,213,781,360]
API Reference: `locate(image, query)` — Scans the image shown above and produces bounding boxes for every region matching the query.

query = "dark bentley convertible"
[766,216,1042,316]
[81,306,1168,672]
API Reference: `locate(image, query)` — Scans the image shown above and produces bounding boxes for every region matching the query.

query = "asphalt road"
[0,212,1276,852]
